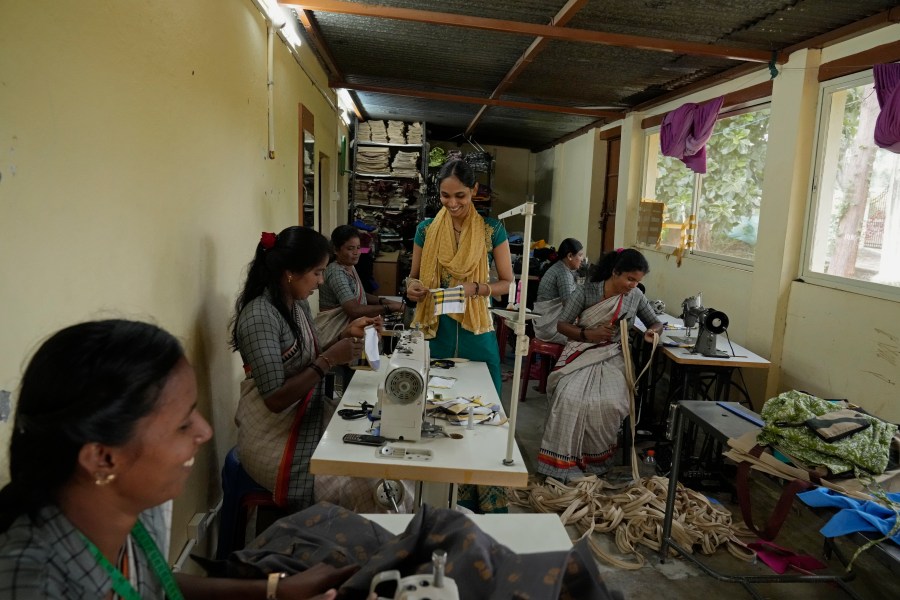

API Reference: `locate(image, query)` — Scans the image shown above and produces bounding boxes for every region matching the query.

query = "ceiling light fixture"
[337,88,359,122]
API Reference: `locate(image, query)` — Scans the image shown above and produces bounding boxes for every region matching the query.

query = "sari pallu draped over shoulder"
[236,304,322,508]
[546,293,624,397]
[538,293,628,481]
[412,207,492,337]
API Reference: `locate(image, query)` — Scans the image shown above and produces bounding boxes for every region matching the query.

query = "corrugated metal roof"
[303,0,899,149]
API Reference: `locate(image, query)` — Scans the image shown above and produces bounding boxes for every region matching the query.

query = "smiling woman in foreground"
[0,319,355,599]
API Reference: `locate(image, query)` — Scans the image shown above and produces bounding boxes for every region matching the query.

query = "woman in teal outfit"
[406,159,514,513]
[406,159,514,395]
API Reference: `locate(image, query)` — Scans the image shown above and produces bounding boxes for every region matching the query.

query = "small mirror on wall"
[299,104,316,229]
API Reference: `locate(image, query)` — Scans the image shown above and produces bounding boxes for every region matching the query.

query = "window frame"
[638,100,771,268]
[800,70,900,303]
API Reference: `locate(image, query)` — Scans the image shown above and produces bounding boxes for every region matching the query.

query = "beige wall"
[547,132,597,253]
[0,0,346,559]
[617,25,900,418]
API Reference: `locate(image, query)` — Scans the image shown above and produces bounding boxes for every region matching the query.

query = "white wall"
[548,132,597,252]
[624,25,900,418]
[0,0,346,559]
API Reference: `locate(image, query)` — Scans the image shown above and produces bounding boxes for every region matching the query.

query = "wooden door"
[600,137,620,254]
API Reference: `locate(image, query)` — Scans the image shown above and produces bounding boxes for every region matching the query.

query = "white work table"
[311,360,529,506]
[637,312,770,368]
[363,513,572,554]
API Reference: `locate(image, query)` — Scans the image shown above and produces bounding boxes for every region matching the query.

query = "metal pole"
[503,200,535,466]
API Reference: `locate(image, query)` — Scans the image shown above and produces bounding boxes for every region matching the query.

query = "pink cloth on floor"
[747,540,827,574]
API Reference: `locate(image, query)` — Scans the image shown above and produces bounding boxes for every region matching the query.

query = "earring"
[288,275,293,283]
[94,473,116,486]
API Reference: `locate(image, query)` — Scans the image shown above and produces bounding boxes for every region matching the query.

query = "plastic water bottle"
[641,449,657,478]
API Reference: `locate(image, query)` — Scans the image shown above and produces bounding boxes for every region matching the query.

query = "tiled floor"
[499,359,898,600]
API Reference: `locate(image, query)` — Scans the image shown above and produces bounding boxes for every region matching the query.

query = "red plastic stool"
[519,338,565,403]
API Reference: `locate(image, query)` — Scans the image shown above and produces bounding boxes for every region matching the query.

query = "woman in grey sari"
[533,238,584,345]
[537,249,663,482]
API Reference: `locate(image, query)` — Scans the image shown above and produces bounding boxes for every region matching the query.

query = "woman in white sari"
[537,249,663,481]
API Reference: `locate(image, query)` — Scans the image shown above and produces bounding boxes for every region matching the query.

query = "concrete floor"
[498,359,898,600]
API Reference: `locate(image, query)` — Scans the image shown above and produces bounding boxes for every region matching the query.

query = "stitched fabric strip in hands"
[431,286,467,316]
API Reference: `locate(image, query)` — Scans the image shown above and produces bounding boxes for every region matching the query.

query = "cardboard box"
[637,201,665,245]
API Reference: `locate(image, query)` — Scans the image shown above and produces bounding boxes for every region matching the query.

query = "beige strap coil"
[512,324,754,569]
[510,475,755,569]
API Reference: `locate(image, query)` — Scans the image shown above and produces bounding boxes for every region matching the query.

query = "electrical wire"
[338,401,373,420]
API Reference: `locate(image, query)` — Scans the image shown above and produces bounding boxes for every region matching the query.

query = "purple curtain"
[874,63,900,153]
[660,96,725,174]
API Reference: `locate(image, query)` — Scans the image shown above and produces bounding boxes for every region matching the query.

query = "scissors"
[430,359,455,369]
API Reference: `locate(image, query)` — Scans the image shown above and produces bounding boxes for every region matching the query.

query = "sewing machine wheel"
[704,309,729,334]
[374,479,405,511]
[384,367,424,404]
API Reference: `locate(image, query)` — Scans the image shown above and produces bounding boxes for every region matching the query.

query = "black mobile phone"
[343,433,387,446]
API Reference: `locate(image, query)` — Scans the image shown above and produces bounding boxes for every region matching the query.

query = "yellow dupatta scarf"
[413,206,493,338]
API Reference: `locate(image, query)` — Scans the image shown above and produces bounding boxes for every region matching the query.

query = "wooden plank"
[640,80,773,129]
[284,0,778,63]
[465,0,588,136]
[340,82,624,118]
[819,39,900,82]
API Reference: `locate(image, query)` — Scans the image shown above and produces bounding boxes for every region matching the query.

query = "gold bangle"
[320,354,335,369]
[474,282,480,297]
[266,572,286,600]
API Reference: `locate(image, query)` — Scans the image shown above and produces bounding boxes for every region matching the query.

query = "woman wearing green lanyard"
[0,320,356,599]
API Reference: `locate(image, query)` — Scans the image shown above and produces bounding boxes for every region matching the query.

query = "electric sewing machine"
[679,292,730,358]
[370,550,459,600]
[378,329,430,441]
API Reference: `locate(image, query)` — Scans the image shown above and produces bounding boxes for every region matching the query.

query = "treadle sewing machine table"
[311,360,529,509]
[658,401,866,600]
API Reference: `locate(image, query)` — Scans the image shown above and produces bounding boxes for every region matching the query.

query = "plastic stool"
[216,447,277,559]
[519,339,565,403]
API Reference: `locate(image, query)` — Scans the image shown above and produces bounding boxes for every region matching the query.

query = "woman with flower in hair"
[231,226,376,508]
[537,248,663,482]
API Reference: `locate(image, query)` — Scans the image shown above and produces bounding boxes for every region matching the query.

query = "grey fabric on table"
[226,502,621,600]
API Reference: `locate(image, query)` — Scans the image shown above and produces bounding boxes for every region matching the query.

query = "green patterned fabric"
[758,390,897,476]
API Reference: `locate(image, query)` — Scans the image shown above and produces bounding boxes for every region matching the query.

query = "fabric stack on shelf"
[386,120,405,143]
[391,151,420,178]
[369,120,389,143]
[356,147,390,175]
[353,179,372,204]
[407,122,423,144]
[356,121,372,142]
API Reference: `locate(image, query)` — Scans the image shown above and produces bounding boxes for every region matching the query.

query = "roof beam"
[465,0,588,137]
[282,0,781,63]
[335,82,624,119]
[296,9,344,82]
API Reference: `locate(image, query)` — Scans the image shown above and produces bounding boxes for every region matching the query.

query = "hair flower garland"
[260,231,277,250]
